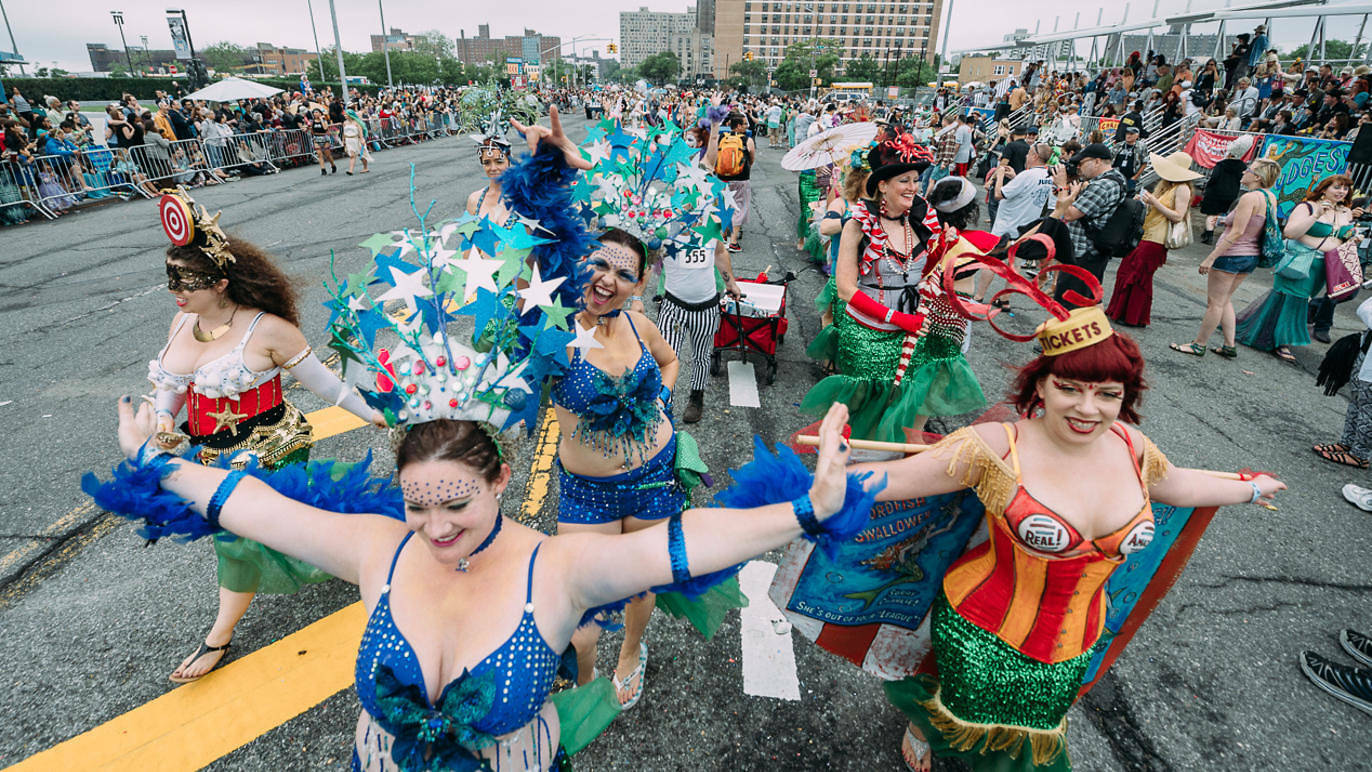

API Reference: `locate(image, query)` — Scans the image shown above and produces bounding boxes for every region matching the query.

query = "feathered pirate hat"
[864,133,934,196]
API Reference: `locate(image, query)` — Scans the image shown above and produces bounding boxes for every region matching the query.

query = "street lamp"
[377,0,393,88]
[140,34,149,74]
[110,11,135,76]
[305,0,325,86]
[1,0,25,76]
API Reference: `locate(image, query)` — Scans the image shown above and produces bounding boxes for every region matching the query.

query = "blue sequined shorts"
[557,437,684,525]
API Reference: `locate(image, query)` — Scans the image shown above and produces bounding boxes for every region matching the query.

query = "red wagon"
[710,271,794,385]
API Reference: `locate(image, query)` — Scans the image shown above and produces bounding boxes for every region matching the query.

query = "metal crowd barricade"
[28,152,92,212]
[216,132,279,176]
[1,156,56,221]
[83,145,155,199]
[263,128,313,164]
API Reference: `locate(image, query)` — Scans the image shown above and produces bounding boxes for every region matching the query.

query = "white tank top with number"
[662,240,718,304]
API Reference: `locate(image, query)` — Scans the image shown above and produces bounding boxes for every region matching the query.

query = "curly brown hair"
[395,419,505,482]
[166,237,300,326]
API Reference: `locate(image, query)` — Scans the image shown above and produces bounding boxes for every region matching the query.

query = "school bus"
[822,81,874,102]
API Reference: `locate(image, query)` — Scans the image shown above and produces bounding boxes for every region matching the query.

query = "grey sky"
[0,0,1344,74]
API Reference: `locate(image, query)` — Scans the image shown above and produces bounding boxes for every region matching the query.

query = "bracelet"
[281,346,312,370]
[792,493,823,536]
[1248,480,1262,505]
[136,440,172,467]
[666,513,690,584]
[883,307,895,324]
[627,295,643,305]
[207,470,247,529]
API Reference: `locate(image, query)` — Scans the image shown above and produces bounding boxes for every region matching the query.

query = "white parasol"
[781,122,879,171]
[183,77,284,103]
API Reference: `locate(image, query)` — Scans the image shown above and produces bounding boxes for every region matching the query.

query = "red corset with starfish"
[186,375,285,437]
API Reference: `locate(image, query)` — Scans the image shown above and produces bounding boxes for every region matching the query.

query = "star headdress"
[324,149,593,434]
[158,187,233,269]
[570,118,733,255]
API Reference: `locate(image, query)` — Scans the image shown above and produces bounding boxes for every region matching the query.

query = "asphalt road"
[0,116,1368,771]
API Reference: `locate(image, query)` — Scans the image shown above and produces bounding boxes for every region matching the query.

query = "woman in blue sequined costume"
[98,387,865,771]
[551,226,684,709]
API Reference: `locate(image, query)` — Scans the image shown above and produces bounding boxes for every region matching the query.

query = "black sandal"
[1274,347,1299,364]
[169,640,231,684]
[1314,447,1370,469]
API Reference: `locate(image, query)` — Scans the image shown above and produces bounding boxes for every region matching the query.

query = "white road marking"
[738,560,801,700]
[726,360,761,407]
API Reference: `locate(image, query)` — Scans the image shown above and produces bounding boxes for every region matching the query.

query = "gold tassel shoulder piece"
[930,426,1017,519]
[1138,431,1171,490]
[920,685,1069,767]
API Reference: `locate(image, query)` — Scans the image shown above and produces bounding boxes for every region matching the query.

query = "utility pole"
[0,0,24,75]
[378,0,393,88]
[327,0,350,105]
[306,0,325,86]
[140,35,149,74]
[111,11,134,76]
[938,0,955,74]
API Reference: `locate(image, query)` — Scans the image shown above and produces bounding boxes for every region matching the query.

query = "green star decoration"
[497,247,532,286]
[538,299,576,331]
[358,232,397,256]
[694,216,724,245]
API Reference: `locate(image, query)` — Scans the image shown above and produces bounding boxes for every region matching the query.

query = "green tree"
[409,30,455,60]
[845,52,881,84]
[201,41,251,74]
[893,55,939,89]
[771,39,841,91]
[638,51,681,85]
[730,58,769,89]
[1283,39,1367,63]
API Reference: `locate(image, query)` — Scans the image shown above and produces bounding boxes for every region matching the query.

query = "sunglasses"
[166,263,223,292]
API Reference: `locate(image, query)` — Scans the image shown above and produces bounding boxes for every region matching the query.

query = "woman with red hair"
[844,306,1285,771]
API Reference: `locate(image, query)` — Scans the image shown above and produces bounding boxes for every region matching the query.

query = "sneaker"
[1342,630,1372,668]
[728,242,742,253]
[1299,651,1372,715]
[1341,483,1372,512]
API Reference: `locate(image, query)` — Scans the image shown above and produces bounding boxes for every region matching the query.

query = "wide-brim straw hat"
[1150,151,1202,182]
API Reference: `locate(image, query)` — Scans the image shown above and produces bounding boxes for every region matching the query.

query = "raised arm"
[564,403,859,609]
[111,398,398,583]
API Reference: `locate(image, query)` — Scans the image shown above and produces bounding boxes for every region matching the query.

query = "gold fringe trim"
[1138,432,1171,490]
[920,684,1068,767]
[932,427,1017,518]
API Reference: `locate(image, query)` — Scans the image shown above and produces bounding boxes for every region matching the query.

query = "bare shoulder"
[167,311,187,339]
[969,421,1011,454]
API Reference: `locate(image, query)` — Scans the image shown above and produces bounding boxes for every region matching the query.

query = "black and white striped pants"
[657,292,720,393]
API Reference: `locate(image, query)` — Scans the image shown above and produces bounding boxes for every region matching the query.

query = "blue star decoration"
[607,125,638,164]
[458,288,503,341]
[372,251,421,289]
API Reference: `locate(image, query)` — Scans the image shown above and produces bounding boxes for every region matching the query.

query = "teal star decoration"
[458,288,503,340]
[493,220,553,252]
[538,299,576,331]
[694,216,724,246]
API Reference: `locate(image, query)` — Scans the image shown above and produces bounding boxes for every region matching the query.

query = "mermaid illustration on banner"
[85,107,885,772]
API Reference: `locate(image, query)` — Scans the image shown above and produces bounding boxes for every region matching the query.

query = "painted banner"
[966,106,996,130]
[1183,129,1260,169]
[768,491,986,679]
[1099,117,1121,136]
[1079,505,1218,695]
[1258,134,1352,219]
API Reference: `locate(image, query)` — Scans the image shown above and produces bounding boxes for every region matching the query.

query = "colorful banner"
[1079,505,1218,695]
[966,106,996,129]
[768,491,986,679]
[1183,129,1260,169]
[1098,117,1120,136]
[1258,134,1352,219]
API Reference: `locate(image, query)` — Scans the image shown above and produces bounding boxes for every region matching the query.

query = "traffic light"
[744,51,754,61]
[607,43,618,53]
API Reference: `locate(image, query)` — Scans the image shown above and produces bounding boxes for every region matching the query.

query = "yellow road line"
[5,603,367,772]
[8,403,565,769]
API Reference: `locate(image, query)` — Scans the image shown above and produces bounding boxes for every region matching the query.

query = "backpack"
[1088,176,1145,257]
[1190,89,1211,108]
[715,133,747,178]
[1257,190,1287,268]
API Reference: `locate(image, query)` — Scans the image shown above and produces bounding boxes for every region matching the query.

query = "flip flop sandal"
[1210,345,1238,359]
[168,640,231,684]
[1169,342,1205,357]
[611,642,648,710]
[1314,447,1370,469]
[1313,443,1351,454]
[902,724,931,772]
[1274,348,1299,364]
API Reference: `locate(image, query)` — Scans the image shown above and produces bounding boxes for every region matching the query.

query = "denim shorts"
[557,437,684,525]
[1211,253,1258,275]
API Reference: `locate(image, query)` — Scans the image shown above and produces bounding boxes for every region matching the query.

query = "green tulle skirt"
[655,576,748,640]
[883,594,1089,771]
[801,314,985,442]
[550,676,623,757]
[1236,245,1324,351]
[797,171,826,264]
[210,445,333,594]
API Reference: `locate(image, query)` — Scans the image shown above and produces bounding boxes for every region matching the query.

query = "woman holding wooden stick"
[839,301,1285,771]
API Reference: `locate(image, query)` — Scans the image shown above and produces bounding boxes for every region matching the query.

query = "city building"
[1104,27,1236,66]
[251,43,313,76]
[712,0,943,80]
[457,26,562,67]
[88,41,312,77]
[370,28,423,53]
[956,55,1022,85]
[87,42,179,74]
[619,5,713,79]
[565,50,619,81]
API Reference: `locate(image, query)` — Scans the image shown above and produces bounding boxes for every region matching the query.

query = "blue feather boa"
[500,144,595,322]
[81,450,402,543]
[712,436,886,560]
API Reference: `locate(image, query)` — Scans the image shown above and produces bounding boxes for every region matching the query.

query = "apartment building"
[712,0,942,79]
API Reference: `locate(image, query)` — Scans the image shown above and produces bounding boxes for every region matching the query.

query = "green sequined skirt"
[797,171,826,264]
[209,445,333,594]
[884,594,1088,770]
[800,314,985,442]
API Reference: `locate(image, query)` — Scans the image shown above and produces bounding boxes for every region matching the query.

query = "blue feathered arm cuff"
[712,436,886,560]
[81,450,403,543]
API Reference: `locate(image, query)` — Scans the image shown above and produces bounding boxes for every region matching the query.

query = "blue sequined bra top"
[551,313,665,463]
[355,533,561,757]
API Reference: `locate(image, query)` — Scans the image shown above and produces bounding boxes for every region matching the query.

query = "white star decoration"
[450,252,504,298]
[585,140,611,167]
[570,321,604,352]
[429,245,459,270]
[516,264,566,309]
[376,267,432,313]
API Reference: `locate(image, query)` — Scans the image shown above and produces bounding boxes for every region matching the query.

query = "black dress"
[1201,158,1246,216]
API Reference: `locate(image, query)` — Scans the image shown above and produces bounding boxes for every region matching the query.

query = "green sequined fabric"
[210,444,334,595]
[673,429,710,502]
